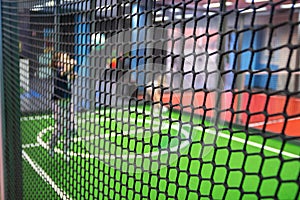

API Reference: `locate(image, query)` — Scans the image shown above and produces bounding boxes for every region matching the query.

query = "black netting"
[1,0,300,199]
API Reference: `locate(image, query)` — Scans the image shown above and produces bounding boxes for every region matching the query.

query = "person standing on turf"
[49,52,77,160]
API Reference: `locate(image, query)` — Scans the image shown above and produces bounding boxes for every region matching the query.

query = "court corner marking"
[22,150,71,200]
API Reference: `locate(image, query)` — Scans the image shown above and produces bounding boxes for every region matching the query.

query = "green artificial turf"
[21,105,300,199]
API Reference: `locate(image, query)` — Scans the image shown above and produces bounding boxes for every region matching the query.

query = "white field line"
[36,122,190,159]
[22,112,299,198]
[196,128,300,159]
[34,123,299,160]
[249,117,300,128]
[21,115,51,121]
[22,151,71,200]
[24,110,299,160]
[22,143,40,149]
[20,107,149,122]
[20,111,98,122]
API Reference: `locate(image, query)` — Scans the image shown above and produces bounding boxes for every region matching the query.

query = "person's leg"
[70,77,78,132]
[64,98,74,162]
[49,99,62,156]
[70,94,77,134]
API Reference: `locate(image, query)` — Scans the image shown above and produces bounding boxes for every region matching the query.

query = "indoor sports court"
[0,0,299,199]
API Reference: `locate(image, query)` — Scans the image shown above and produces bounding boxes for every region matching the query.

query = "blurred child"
[49,52,77,161]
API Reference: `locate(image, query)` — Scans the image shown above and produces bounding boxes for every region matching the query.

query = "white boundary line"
[33,121,300,160]
[21,115,51,122]
[249,117,300,128]
[197,128,300,159]
[20,107,151,122]
[21,111,299,199]
[22,110,300,159]
[22,143,40,149]
[22,151,71,200]
[20,108,131,122]
[22,110,299,197]
[36,122,190,159]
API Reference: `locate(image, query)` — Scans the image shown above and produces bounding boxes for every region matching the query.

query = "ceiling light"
[174,8,182,13]
[175,15,182,19]
[245,0,269,3]
[31,4,43,11]
[240,7,267,13]
[154,10,163,15]
[31,7,43,11]
[183,13,194,18]
[121,2,133,7]
[96,5,112,10]
[280,3,300,9]
[203,2,233,8]
[45,0,54,7]
[155,16,170,21]
[174,13,194,19]
[202,12,217,16]
[166,8,182,13]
